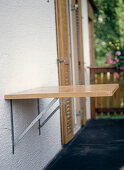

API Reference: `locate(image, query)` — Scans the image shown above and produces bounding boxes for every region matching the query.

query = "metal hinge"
[57,59,65,63]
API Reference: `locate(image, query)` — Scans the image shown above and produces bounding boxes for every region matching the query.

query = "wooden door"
[55,0,74,144]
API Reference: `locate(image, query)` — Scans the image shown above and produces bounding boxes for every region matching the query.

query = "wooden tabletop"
[4,84,119,100]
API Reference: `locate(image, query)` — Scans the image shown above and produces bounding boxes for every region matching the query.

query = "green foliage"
[94,0,124,65]
[116,0,124,46]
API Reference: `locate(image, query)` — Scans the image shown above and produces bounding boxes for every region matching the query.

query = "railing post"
[90,68,96,119]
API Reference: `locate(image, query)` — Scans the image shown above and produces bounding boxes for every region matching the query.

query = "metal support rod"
[14,98,58,145]
[37,99,41,135]
[40,97,69,129]
[10,100,14,154]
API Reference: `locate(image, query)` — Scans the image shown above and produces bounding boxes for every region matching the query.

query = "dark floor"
[45,119,124,170]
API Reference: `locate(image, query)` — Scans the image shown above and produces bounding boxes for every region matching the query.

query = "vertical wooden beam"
[88,0,95,118]
[103,73,108,116]
[88,0,95,66]
[78,0,86,124]
[97,73,102,106]
[122,72,124,110]
[90,68,96,119]
[116,73,121,108]
[110,73,114,107]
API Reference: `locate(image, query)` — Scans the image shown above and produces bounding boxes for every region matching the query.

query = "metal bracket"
[10,97,69,154]
[37,99,41,135]
[57,59,65,63]
[39,97,69,129]
[10,100,15,154]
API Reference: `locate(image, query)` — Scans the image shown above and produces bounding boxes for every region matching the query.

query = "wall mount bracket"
[10,97,69,154]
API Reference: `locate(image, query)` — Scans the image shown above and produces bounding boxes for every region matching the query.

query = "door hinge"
[57,59,65,63]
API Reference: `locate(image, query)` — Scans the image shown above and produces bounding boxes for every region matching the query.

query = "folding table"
[4,84,119,154]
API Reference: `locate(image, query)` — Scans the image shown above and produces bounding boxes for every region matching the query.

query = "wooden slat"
[102,73,108,116]
[64,98,73,141]
[110,73,114,107]
[4,84,119,99]
[89,66,116,69]
[96,73,102,117]
[90,69,95,119]
[89,66,117,74]
[116,73,121,108]
[96,108,124,113]
[103,73,108,108]
[120,72,123,108]
[123,72,124,108]
[116,72,121,116]
[96,73,102,108]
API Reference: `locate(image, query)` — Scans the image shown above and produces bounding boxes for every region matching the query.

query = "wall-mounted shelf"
[4,84,118,154]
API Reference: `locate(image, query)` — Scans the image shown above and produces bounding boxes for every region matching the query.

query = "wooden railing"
[89,66,124,119]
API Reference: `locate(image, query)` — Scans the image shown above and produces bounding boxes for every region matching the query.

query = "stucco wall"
[82,0,91,119]
[0,0,62,169]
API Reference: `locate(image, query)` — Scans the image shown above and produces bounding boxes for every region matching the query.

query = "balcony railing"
[89,66,124,119]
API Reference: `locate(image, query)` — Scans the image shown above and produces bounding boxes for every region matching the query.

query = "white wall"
[0,0,61,169]
[81,0,91,119]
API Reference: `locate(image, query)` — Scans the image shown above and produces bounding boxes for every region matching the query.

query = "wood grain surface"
[4,84,119,99]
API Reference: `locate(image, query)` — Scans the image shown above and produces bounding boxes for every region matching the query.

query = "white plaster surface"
[81,0,91,119]
[0,0,62,169]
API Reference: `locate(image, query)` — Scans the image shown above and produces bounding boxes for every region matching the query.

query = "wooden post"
[90,68,96,119]
[78,0,86,125]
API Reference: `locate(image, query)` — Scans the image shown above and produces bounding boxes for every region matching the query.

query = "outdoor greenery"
[94,0,124,66]
[93,0,124,119]
[106,40,124,73]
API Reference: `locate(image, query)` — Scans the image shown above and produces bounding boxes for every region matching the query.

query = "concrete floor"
[45,119,124,170]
